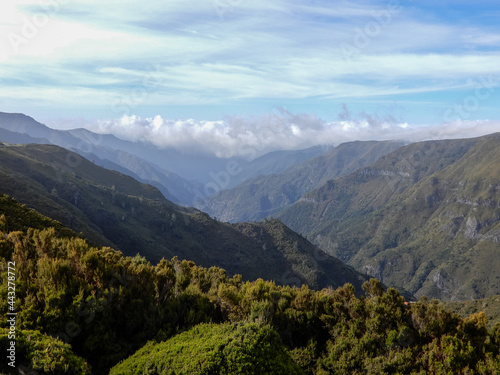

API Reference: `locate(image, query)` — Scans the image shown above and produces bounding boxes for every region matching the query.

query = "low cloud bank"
[88,108,500,158]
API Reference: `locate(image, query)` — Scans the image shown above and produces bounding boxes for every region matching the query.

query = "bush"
[0,329,90,375]
[109,322,304,375]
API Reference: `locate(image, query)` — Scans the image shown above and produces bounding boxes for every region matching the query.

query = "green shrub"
[0,329,90,375]
[110,322,304,375]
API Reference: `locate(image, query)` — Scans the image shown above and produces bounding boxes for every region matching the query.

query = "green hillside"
[1,203,499,374]
[0,143,368,291]
[445,295,500,331]
[202,140,404,222]
[277,134,500,300]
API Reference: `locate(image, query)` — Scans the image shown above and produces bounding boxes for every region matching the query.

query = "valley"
[3,0,500,373]
[2,112,499,302]
[1,112,500,374]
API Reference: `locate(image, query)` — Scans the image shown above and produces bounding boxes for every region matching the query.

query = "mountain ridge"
[0,142,370,291]
[201,140,405,222]
[0,112,329,205]
[276,133,500,300]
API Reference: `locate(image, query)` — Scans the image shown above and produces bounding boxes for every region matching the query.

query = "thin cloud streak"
[1,0,499,124]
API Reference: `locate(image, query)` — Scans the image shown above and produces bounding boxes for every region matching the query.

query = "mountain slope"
[445,294,500,330]
[277,134,500,300]
[201,140,404,222]
[0,112,326,205]
[0,143,369,291]
[223,145,333,189]
[0,126,51,144]
[0,112,200,203]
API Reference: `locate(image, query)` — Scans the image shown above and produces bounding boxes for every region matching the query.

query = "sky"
[1,0,500,156]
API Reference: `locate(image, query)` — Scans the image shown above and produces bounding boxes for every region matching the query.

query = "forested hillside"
[445,295,500,331]
[1,198,499,374]
[277,134,500,301]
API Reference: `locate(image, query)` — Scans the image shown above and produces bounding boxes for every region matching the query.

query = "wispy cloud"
[1,0,499,125]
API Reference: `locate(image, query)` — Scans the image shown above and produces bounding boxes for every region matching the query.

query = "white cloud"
[83,109,500,158]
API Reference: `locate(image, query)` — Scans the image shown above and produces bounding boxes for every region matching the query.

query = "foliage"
[0,329,90,374]
[1,198,500,374]
[110,323,304,375]
[445,294,500,330]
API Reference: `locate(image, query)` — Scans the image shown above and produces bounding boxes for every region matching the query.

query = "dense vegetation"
[0,329,90,375]
[1,198,499,374]
[277,134,500,300]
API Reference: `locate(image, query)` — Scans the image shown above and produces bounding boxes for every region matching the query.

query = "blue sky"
[1,0,500,155]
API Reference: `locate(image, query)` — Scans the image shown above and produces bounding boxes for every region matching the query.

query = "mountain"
[0,112,202,204]
[0,112,79,143]
[0,142,369,291]
[64,128,196,203]
[0,126,51,144]
[276,134,500,301]
[222,145,333,188]
[200,140,404,222]
[0,112,331,205]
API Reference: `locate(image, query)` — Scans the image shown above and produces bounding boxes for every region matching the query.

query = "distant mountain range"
[0,112,328,205]
[200,140,405,222]
[0,142,369,291]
